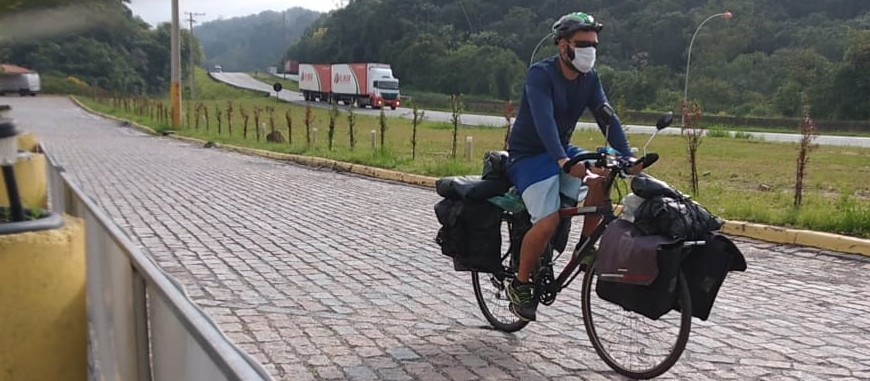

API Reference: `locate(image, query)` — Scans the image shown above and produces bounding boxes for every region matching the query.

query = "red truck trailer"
[298,64,332,102]
[283,60,300,75]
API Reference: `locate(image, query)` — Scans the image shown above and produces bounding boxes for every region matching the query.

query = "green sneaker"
[579,246,598,271]
[574,236,598,271]
[507,280,537,321]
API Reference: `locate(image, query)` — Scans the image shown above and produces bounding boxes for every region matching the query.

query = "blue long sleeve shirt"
[508,56,632,162]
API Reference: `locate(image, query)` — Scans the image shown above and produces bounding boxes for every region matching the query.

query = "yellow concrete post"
[17,133,40,153]
[0,152,48,209]
[0,216,87,381]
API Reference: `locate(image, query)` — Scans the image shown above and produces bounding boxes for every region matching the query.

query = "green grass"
[81,90,870,239]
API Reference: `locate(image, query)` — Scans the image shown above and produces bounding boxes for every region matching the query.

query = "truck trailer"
[298,62,400,110]
[298,63,333,103]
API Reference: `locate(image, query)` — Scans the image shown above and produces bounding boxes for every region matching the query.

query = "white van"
[0,73,40,96]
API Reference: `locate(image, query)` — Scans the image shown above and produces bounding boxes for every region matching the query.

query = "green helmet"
[552,12,603,42]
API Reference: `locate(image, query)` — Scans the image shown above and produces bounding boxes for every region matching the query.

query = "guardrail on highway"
[44,149,273,381]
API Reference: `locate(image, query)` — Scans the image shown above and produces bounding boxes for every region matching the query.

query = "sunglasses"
[569,40,598,49]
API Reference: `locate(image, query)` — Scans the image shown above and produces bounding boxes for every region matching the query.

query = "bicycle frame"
[550,168,623,292]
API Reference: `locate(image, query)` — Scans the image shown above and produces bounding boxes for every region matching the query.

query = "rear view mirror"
[656,112,674,130]
[643,112,675,156]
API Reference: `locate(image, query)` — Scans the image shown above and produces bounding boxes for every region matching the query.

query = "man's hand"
[559,157,587,178]
[560,157,610,183]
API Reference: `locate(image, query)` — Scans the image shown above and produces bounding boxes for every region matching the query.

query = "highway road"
[211,72,870,148]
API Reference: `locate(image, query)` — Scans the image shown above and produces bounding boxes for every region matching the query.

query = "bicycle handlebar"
[565,150,659,176]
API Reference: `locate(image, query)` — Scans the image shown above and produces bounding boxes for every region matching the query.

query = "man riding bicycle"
[506,11,638,321]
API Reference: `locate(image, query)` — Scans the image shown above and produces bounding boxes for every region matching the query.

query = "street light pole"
[170,0,182,129]
[683,11,733,123]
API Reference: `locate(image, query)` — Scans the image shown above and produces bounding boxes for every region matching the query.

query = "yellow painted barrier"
[0,215,86,381]
[0,152,48,209]
[17,133,40,153]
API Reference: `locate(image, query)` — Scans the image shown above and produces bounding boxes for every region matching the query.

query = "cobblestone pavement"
[10,97,870,380]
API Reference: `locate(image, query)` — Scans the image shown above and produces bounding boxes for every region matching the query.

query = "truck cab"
[369,67,401,110]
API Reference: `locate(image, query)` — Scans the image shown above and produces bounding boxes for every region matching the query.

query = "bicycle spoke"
[583,266,692,378]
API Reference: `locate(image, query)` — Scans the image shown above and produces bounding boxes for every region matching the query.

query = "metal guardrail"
[44,149,273,381]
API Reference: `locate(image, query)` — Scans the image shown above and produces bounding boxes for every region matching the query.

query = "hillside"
[195,7,321,72]
[287,0,870,121]
[0,0,202,96]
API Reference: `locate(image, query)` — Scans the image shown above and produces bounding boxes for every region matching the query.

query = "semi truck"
[283,60,300,75]
[298,62,401,110]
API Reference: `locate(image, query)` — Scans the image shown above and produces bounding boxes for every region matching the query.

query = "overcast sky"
[126,0,341,26]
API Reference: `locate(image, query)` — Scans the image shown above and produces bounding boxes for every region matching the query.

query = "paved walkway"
[9,97,870,380]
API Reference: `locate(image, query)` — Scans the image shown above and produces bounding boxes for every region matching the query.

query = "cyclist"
[506,11,637,321]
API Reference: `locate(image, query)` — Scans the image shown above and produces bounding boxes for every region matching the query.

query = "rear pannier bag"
[434,198,503,273]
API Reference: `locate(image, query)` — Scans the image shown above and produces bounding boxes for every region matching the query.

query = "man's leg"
[516,213,560,284]
[508,175,561,321]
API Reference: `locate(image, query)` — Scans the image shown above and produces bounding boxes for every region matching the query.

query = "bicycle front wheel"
[581,261,692,379]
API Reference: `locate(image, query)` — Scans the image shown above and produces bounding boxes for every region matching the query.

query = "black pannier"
[434,197,503,273]
[681,232,747,320]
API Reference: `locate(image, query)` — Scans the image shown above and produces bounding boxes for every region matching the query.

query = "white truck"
[299,62,401,109]
[0,73,40,96]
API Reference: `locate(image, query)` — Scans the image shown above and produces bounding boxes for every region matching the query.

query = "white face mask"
[571,47,596,73]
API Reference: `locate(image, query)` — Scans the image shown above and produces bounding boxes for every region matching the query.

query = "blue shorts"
[507,147,588,224]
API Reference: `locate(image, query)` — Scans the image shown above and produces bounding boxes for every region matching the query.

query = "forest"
[1,0,868,121]
[0,0,201,95]
[286,0,870,120]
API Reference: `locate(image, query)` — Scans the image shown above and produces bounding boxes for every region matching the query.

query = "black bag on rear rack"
[434,198,502,272]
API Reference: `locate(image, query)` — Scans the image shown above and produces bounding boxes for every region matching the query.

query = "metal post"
[2,165,24,221]
[170,0,182,129]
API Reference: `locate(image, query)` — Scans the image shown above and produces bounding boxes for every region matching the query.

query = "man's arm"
[589,71,633,157]
[526,67,569,163]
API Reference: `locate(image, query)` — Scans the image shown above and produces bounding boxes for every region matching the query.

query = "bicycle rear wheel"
[581,261,692,379]
[471,218,529,333]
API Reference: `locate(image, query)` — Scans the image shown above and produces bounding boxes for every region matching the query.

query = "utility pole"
[170,0,182,129]
[186,11,205,101]
[283,10,287,79]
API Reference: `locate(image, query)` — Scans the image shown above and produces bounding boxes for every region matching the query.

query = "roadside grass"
[80,93,870,238]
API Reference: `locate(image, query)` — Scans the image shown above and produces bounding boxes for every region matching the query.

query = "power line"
[457,0,475,34]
